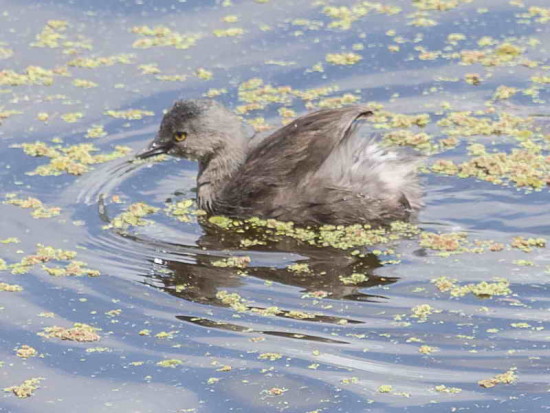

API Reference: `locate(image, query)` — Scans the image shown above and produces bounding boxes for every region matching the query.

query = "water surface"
[0,0,549,412]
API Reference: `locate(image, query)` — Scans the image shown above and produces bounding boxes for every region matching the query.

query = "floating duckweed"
[72,78,98,88]
[412,0,472,12]
[510,322,531,329]
[154,331,173,339]
[106,309,121,317]
[513,259,533,266]
[410,304,435,321]
[104,202,159,229]
[156,359,184,368]
[61,112,83,123]
[431,147,550,190]
[278,107,296,119]
[86,125,107,138]
[287,263,311,273]
[525,6,550,23]
[31,244,76,261]
[434,385,462,394]
[208,215,235,229]
[222,15,239,23]
[165,199,195,222]
[510,236,546,252]
[431,276,456,292]
[0,109,21,124]
[432,276,511,298]
[31,20,68,48]
[129,361,144,366]
[239,238,266,247]
[236,82,342,114]
[0,66,60,86]
[417,48,439,60]
[138,63,161,75]
[478,368,517,388]
[36,112,49,122]
[460,42,524,66]
[16,345,37,358]
[213,27,245,37]
[266,387,287,396]
[105,109,154,120]
[323,2,401,30]
[251,307,284,317]
[467,143,486,156]
[383,130,435,152]
[85,347,111,353]
[42,260,100,277]
[155,74,187,82]
[437,111,531,138]
[4,195,61,218]
[8,244,98,276]
[418,345,438,354]
[4,378,43,398]
[0,282,23,292]
[377,384,393,393]
[314,93,360,109]
[40,323,100,342]
[258,352,282,361]
[131,26,201,49]
[302,290,329,299]
[0,237,19,244]
[340,273,368,285]
[325,52,362,65]
[38,312,55,318]
[341,377,359,384]
[204,88,228,97]
[212,256,251,268]
[465,73,481,85]
[237,79,293,112]
[20,141,131,176]
[369,111,430,129]
[195,68,213,80]
[420,232,467,253]
[408,14,438,27]
[0,44,14,59]
[247,117,271,132]
[493,86,518,100]
[447,33,466,45]
[68,54,134,68]
[207,216,419,251]
[216,290,248,312]
[286,310,316,320]
[293,86,338,101]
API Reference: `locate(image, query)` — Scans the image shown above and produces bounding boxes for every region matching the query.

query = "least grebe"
[139,99,421,225]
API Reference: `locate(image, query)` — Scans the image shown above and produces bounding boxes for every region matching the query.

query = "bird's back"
[214,106,421,226]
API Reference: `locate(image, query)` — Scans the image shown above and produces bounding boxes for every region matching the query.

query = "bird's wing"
[216,105,372,216]
[239,105,372,184]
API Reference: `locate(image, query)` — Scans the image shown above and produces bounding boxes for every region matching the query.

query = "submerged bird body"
[142,99,421,226]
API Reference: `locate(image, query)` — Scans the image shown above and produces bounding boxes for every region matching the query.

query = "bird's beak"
[136,140,173,159]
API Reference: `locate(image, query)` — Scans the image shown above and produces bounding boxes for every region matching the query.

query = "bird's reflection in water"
[139,221,399,335]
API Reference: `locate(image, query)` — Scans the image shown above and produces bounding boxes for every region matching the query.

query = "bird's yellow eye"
[174,131,187,142]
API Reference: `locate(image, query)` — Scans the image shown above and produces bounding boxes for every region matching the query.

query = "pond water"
[0,0,549,412]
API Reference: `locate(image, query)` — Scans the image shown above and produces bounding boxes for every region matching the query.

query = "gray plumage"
[141,99,422,226]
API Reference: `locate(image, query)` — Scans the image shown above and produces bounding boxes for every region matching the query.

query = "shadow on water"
[101,190,398,314]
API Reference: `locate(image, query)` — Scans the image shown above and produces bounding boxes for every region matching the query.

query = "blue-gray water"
[0,0,549,412]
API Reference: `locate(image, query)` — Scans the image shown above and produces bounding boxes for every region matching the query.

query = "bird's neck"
[197,145,246,212]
